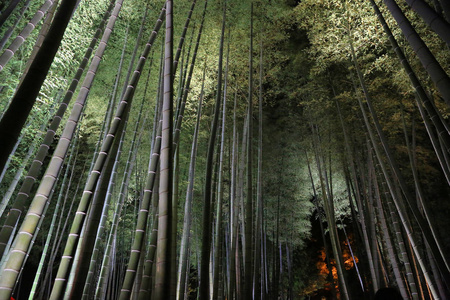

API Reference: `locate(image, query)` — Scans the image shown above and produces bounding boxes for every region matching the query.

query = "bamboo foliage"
[51,3,166,298]
[382,0,450,107]
[18,0,60,86]
[0,0,31,52]
[176,63,205,300]
[199,3,226,298]
[369,0,450,181]
[0,0,21,28]
[0,2,116,299]
[1,0,450,299]
[0,0,115,260]
[0,0,55,71]
[68,5,150,297]
[0,0,79,193]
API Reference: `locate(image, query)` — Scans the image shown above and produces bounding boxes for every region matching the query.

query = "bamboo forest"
[1,0,450,299]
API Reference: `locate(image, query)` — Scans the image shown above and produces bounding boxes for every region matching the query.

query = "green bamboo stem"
[254,31,264,299]
[306,152,336,298]
[368,0,450,180]
[0,0,114,259]
[371,156,408,299]
[228,91,239,299]
[97,89,147,300]
[172,0,196,75]
[22,0,122,297]
[176,64,205,300]
[311,124,351,300]
[118,4,148,102]
[0,0,31,61]
[350,38,448,297]
[27,120,81,300]
[61,4,164,298]
[173,0,207,150]
[383,0,450,107]
[136,67,165,298]
[0,0,55,71]
[68,4,150,296]
[244,5,254,299]
[153,0,174,297]
[93,5,166,299]
[199,3,226,298]
[0,92,60,216]
[80,119,128,300]
[213,49,228,299]
[0,0,21,28]
[94,131,141,300]
[18,0,60,87]
[352,70,436,298]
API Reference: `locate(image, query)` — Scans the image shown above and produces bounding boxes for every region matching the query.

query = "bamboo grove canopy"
[0,0,449,299]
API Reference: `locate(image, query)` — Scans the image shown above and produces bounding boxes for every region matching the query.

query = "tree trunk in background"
[439,0,450,22]
[137,129,162,299]
[228,92,239,300]
[371,163,409,299]
[306,153,337,299]
[254,32,264,300]
[212,47,228,299]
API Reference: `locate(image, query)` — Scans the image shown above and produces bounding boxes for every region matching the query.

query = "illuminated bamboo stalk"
[0,0,31,53]
[177,63,205,300]
[0,0,114,259]
[0,0,55,71]
[18,0,60,87]
[199,4,226,297]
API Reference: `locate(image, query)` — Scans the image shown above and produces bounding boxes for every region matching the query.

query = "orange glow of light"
[315,236,359,299]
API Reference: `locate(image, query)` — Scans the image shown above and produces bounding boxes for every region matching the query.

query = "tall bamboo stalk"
[27,120,81,300]
[199,3,226,298]
[244,4,254,299]
[347,13,449,290]
[177,63,206,300]
[382,0,450,107]
[153,0,174,297]
[0,0,114,258]
[0,0,31,53]
[212,45,228,299]
[0,2,116,298]
[0,0,55,71]
[18,0,60,87]
[368,0,450,178]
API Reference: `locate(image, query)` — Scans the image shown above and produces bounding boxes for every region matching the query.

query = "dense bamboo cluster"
[0,0,450,299]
